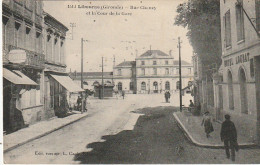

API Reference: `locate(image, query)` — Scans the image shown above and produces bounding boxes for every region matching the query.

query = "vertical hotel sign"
[224,52,250,67]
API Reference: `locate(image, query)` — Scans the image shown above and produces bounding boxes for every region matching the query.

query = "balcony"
[6,45,45,69]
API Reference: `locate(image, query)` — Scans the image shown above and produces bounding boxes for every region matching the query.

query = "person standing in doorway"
[220,114,238,162]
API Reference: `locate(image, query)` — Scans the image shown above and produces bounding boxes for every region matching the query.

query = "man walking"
[220,114,238,161]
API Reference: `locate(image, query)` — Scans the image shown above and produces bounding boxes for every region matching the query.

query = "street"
[4,94,260,164]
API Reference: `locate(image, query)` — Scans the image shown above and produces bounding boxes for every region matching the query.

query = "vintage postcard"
[2,0,260,164]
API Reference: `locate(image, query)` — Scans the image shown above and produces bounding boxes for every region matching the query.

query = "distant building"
[216,0,260,144]
[72,50,193,95]
[113,50,193,94]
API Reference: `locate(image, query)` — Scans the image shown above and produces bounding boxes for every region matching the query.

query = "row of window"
[141,60,169,65]
[2,17,42,54]
[117,68,192,76]
[116,81,192,91]
[223,1,260,48]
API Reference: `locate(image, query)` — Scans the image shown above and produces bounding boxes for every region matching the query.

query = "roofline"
[43,11,69,31]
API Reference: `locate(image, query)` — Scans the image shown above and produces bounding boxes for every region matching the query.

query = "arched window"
[130,82,134,91]
[118,82,122,91]
[141,82,146,90]
[228,70,234,110]
[239,68,248,114]
[165,81,170,90]
[176,81,180,89]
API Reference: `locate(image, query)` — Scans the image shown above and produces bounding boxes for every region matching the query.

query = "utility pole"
[69,23,76,40]
[81,38,84,113]
[178,37,183,112]
[101,56,104,99]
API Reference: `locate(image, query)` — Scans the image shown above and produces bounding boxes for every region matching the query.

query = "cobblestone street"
[4,94,260,164]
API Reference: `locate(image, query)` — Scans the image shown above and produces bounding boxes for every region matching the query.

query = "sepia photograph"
[1,0,260,164]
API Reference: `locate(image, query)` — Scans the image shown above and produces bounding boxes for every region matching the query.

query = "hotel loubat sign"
[224,52,250,67]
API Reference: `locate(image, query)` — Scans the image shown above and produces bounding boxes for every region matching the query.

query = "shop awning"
[50,74,84,92]
[3,68,38,85]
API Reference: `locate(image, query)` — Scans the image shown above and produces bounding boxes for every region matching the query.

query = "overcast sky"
[43,0,193,72]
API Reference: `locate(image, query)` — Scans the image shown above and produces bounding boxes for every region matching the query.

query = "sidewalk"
[173,111,256,149]
[4,110,89,153]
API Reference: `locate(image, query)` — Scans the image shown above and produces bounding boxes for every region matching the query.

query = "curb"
[173,113,257,149]
[4,113,89,153]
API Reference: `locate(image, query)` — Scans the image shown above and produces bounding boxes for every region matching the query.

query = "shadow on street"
[73,106,191,164]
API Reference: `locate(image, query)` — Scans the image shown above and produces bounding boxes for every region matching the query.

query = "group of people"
[201,111,238,161]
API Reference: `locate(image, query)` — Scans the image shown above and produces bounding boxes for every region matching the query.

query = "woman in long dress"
[201,111,214,138]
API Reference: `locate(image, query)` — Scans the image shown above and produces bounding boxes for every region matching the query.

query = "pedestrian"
[76,95,82,111]
[164,91,169,103]
[220,114,238,162]
[201,111,214,138]
[122,90,125,99]
[167,91,171,103]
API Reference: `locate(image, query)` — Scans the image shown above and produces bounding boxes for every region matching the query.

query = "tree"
[175,0,222,74]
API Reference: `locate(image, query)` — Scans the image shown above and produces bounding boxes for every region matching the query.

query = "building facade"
[43,12,83,117]
[216,0,260,144]
[2,0,45,133]
[114,50,194,94]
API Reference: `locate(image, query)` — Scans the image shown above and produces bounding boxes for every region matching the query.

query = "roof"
[173,60,191,66]
[116,61,135,67]
[139,50,169,57]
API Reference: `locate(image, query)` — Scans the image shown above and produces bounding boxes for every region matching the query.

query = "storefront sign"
[224,52,250,67]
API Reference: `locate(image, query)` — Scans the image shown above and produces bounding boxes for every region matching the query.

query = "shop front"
[221,45,260,143]
[45,72,84,117]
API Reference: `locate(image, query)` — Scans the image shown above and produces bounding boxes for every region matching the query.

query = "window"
[176,81,180,90]
[141,61,145,65]
[239,68,248,114]
[165,60,168,65]
[130,82,134,91]
[188,68,192,74]
[227,71,234,110]
[250,58,254,77]
[224,10,232,48]
[2,16,9,51]
[118,69,122,76]
[118,82,122,91]
[256,0,260,33]
[153,61,157,65]
[165,81,170,90]
[165,68,169,75]
[176,68,179,74]
[15,21,21,47]
[141,68,145,75]
[141,82,146,90]
[153,68,157,75]
[236,1,245,41]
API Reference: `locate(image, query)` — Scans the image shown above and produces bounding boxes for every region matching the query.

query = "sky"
[43,0,193,72]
